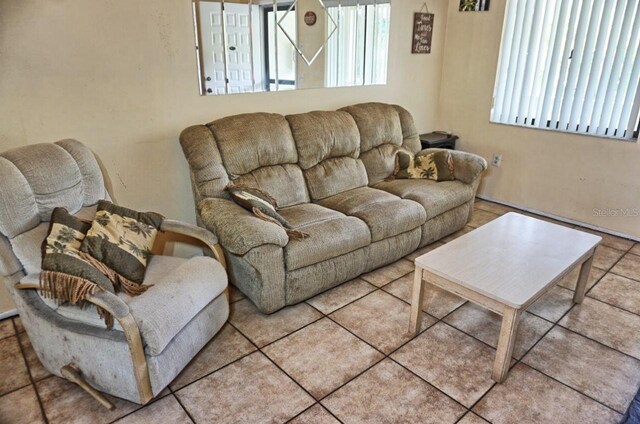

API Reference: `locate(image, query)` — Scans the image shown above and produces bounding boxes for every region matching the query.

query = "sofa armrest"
[198,198,289,256]
[161,219,219,247]
[160,219,226,267]
[418,148,488,185]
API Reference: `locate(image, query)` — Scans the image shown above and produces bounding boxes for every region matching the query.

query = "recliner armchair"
[0,139,229,408]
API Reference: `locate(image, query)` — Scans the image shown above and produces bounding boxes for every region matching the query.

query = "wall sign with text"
[412,12,434,54]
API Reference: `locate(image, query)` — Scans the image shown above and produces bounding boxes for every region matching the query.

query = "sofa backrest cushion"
[180,125,230,202]
[340,103,421,185]
[287,111,368,201]
[208,113,309,208]
[0,140,106,240]
[0,140,107,277]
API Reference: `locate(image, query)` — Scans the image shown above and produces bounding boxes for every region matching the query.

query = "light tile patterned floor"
[1,200,639,424]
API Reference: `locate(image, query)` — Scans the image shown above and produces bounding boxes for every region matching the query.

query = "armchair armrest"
[417,148,488,185]
[160,219,226,267]
[14,282,154,403]
[198,197,289,256]
[15,283,130,320]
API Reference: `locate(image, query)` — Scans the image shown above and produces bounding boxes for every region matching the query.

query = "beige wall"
[296,0,327,89]
[438,0,640,239]
[0,0,447,224]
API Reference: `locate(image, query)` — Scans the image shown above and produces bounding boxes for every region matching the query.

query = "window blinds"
[491,0,640,140]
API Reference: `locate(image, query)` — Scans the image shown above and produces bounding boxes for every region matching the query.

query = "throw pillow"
[79,200,164,295]
[392,150,455,181]
[227,183,308,240]
[40,207,116,327]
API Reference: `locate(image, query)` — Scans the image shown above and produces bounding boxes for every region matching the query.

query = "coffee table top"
[415,213,601,309]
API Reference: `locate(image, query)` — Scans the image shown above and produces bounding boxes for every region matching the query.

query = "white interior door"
[199,1,227,95]
[224,3,255,94]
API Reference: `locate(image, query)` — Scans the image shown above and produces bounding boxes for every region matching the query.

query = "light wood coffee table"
[409,212,601,382]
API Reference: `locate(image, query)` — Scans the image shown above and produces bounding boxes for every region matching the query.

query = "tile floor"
[1,200,640,424]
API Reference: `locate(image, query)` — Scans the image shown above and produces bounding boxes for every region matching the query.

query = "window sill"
[488,120,638,143]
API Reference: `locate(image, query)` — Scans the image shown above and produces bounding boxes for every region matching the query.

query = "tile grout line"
[303,280,378,316]
[172,318,332,423]
[250,285,473,418]
[168,278,405,401]
[169,347,258,393]
[307,298,472,415]
[169,391,198,424]
[553,321,640,362]
[182,206,636,421]
[11,319,49,424]
[503,256,629,417]
[319,293,476,414]
[437,232,628,421]
[106,390,181,424]
[225,321,345,423]
[283,402,345,424]
[224,210,640,407]
[224,205,633,420]
[3,201,637,422]
[393,214,637,420]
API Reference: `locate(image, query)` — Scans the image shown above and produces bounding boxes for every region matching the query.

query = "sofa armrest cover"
[198,198,289,256]
[417,149,487,185]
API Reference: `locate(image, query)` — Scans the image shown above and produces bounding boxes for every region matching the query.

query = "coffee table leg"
[573,253,595,304]
[492,307,521,383]
[408,267,425,335]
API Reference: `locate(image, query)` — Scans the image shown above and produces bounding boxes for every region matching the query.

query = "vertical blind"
[326,1,390,87]
[491,0,640,140]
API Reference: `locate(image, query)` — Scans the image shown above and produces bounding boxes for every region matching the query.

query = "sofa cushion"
[340,103,403,152]
[287,111,368,201]
[373,179,475,220]
[287,111,361,170]
[393,105,422,154]
[278,203,345,228]
[180,125,230,201]
[318,187,426,242]
[209,113,309,207]
[231,164,309,208]
[127,255,227,356]
[209,113,297,176]
[303,157,368,201]
[341,103,420,185]
[10,222,49,276]
[284,214,370,271]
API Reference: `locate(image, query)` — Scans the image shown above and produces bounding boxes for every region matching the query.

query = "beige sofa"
[180,103,487,313]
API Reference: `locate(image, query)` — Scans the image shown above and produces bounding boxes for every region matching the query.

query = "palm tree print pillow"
[40,208,116,327]
[80,200,164,295]
[392,150,455,182]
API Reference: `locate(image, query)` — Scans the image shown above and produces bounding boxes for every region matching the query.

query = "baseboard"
[476,195,640,243]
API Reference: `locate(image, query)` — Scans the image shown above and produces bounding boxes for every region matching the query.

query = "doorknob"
[229,46,236,51]
[206,76,211,81]
[207,88,213,93]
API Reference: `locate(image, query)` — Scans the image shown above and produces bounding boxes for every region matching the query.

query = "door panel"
[224,3,255,93]
[199,2,227,94]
